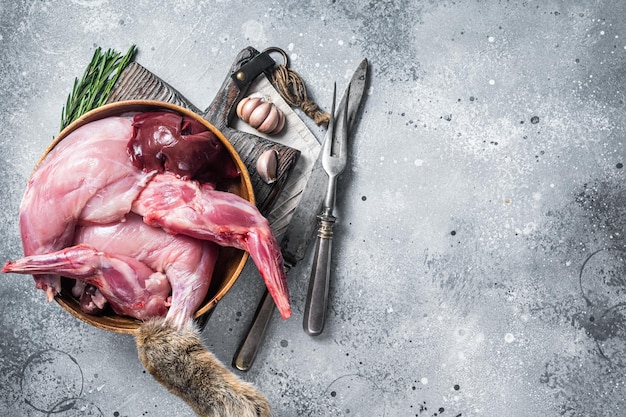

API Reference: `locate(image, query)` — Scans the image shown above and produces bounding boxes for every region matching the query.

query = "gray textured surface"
[2,1,626,416]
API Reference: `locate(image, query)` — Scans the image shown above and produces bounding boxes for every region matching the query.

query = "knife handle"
[231,260,293,371]
[232,288,275,371]
[303,212,336,336]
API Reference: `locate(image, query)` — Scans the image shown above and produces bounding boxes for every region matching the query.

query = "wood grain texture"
[106,62,202,113]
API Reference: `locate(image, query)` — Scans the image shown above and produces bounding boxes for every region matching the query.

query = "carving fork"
[303,83,350,336]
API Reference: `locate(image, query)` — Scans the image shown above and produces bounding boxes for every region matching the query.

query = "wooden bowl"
[36,100,254,334]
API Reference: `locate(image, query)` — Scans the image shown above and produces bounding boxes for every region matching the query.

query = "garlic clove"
[239,97,263,123]
[256,149,278,184]
[257,104,280,134]
[248,102,273,129]
[236,97,249,120]
[268,109,286,135]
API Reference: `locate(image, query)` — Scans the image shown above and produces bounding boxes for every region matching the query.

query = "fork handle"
[303,211,336,336]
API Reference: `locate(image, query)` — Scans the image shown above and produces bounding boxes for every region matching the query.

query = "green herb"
[60,44,137,131]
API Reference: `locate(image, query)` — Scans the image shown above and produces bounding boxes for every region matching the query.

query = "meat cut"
[133,173,291,319]
[18,116,153,301]
[4,111,291,324]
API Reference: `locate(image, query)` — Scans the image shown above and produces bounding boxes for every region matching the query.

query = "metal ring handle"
[262,47,289,68]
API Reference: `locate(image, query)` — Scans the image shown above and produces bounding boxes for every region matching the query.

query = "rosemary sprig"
[60,44,137,130]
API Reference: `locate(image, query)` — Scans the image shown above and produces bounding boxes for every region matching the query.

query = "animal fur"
[136,317,272,417]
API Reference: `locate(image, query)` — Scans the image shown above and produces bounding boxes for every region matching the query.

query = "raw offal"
[128,111,240,182]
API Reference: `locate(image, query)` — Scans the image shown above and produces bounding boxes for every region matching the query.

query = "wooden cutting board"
[105,46,301,216]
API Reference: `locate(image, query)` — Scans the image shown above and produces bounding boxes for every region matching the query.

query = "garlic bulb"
[236,93,286,136]
[256,149,278,184]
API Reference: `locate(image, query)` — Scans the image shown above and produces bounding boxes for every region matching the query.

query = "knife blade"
[232,59,369,371]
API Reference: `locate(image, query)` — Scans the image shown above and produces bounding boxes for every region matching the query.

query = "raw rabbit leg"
[2,244,171,321]
[75,214,219,327]
[132,173,291,319]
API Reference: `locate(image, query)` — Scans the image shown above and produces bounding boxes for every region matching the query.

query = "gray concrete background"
[2,1,626,416]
